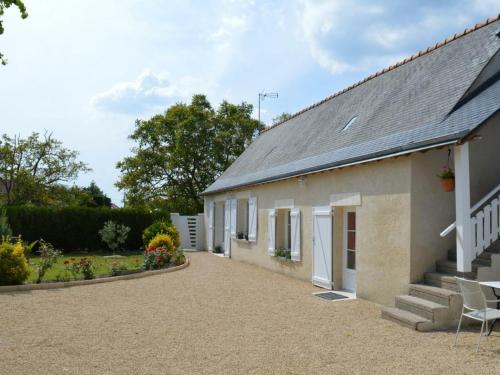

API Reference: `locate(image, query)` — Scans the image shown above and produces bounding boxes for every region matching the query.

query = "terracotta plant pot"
[441,178,455,192]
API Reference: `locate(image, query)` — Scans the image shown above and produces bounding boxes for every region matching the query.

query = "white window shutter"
[207,201,215,251]
[267,209,276,255]
[230,199,237,238]
[224,200,231,256]
[248,197,257,242]
[290,208,301,261]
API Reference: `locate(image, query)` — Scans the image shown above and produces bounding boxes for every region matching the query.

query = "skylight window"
[341,116,357,131]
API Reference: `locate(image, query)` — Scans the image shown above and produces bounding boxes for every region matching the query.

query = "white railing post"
[454,143,473,272]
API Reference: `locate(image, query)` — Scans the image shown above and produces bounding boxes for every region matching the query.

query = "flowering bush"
[67,257,95,280]
[142,222,180,248]
[437,165,455,179]
[0,241,30,285]
[148,234,175,253]
[143,246,172,270]
[143,234,175,270]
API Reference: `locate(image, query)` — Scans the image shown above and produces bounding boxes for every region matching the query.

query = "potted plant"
[437,165,455,192]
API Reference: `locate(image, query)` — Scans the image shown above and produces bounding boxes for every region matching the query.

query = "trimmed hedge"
[5,206,169,252]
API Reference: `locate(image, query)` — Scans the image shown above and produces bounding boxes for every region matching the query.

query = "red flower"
[63,260,70,265]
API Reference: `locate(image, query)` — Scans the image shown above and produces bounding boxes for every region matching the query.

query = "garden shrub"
[143,247,172,270]
[5,206,169,252]
[148,234,175,253]
[35,240,61,284]
[173,249,186,266]
[67,258,94,280]
[0,241,30,285]
[99,220,131,253]
[143,233,176,270]
[142,221,180,248]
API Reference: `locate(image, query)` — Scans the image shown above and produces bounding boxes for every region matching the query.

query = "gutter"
[200,135,464,196]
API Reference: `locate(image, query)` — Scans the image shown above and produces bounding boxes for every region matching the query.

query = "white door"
[343,209,356,291]
[224,200,231,257]
[312,206,332,289]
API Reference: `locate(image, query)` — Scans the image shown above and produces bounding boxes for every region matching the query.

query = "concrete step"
[436,260,478,277]
[424,272,460,291]
[395,295,449,321]
[381,307,433,331]
[473,257,492,267]
[409,283,461,307]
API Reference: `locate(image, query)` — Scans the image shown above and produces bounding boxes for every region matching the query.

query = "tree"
[0,0,28,65]
[116,94,264,213]
[82,181,112,208]
[0,132,91,205]
[272,112,292,125]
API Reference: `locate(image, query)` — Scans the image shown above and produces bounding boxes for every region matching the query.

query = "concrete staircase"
[382,242,500,331]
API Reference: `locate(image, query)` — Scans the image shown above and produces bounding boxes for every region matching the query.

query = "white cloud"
[296,0,499,75]
[90,70,185,115]
[296,0,386,74]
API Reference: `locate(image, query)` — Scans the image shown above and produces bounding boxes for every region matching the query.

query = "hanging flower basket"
[441,178,455,192]
[437,165,455,192]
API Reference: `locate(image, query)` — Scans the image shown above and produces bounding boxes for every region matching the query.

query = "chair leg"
[454,312,464,347]
[477,320,485,352]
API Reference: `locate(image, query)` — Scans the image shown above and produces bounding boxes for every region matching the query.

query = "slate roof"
[203,16,500,195]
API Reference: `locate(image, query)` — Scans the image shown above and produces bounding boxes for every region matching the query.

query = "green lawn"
[27,251,145,283]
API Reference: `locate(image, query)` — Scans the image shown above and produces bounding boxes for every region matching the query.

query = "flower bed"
[0,257,189,293]
[24,250,186,284]
[0,216,186,287]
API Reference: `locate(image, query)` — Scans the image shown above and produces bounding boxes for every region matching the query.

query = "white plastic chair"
[455,278,500,351]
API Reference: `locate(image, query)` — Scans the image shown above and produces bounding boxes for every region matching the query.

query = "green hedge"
[5,206,169,252]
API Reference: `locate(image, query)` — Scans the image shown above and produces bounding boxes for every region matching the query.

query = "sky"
[0,0,499,205]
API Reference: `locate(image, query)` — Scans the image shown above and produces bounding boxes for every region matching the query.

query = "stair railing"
[440,182,500,258]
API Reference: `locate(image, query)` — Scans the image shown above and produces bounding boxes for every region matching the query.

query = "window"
[346,211,356,270]
[236,198,249,240]
[276,208,291,254]
[341,116,357,131]
[268,207,301,261]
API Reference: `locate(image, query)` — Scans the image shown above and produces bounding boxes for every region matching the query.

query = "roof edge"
[201,137,463,196]
[261,13,500,134]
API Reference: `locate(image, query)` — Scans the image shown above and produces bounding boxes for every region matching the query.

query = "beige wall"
[469,111,500,205]
[409,149,456,282]
[206,157,412,306]
[203,114,500,306]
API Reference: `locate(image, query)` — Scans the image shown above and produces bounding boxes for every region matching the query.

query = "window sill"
[273,255,300,263]
[234,238,255,244]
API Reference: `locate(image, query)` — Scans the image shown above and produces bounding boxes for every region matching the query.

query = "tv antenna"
[258,91,278,123]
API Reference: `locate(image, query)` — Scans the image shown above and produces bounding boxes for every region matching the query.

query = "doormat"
[314,292,349,301]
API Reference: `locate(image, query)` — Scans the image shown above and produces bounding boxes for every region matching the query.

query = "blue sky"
[0,0,498,205]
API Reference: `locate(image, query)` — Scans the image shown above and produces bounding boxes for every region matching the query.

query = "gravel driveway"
[1,252,500,374]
